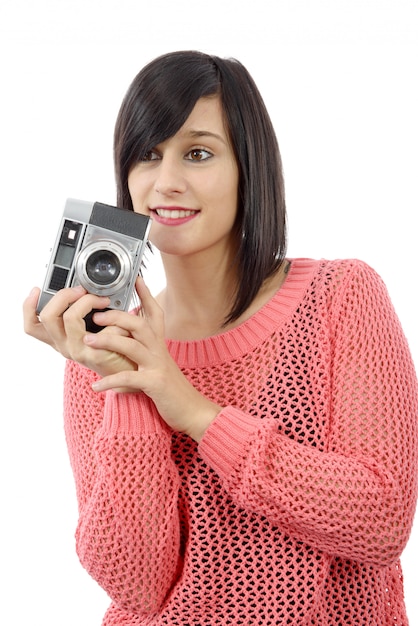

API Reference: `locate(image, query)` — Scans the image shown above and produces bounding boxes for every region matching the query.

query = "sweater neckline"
[167,258,318,368]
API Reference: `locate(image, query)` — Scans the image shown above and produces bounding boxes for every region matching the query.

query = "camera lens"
[85,250,121,285]
[75,239,132,297]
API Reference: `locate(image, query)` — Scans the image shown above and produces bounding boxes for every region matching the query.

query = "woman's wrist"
[187,400,222,443]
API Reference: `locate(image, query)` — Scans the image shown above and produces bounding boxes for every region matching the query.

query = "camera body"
[37,198,151,331]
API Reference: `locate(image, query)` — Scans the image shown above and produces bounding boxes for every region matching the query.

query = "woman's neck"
[156,253,290,341]
[157,251,238,340]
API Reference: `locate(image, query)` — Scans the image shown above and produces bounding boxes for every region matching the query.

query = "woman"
[24,51,418,625]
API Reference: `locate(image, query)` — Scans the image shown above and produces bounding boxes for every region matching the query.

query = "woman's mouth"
[151,207,200,225]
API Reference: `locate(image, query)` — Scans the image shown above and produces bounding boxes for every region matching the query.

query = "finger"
[23,287,41,330]
[55,294,111,350]
[38,285,88,323]
[91,369,144,394]
[62,293,111,328]
[40,289,109,352]
[91,309,147,334]
[93,310,165,360]
[100,324,132,338]
[23,287,55,345]
[84,329,147,364]
[135,276,164,321]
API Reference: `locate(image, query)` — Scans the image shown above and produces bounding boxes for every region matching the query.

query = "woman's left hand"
[84,276,221,441]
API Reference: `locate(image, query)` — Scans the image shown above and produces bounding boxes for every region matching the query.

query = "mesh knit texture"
[63,259,418,625]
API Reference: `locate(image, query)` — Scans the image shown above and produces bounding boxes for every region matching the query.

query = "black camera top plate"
[90,202,149,239]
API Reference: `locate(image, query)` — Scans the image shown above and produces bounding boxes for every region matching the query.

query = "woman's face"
[127,96,239,262]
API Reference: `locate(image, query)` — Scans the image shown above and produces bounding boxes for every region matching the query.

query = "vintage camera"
[37,198,151,331]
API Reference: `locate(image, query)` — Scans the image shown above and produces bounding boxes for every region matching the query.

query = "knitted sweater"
[63,259,418,625]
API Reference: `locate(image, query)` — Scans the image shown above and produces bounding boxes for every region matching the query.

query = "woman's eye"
[186,148,212,161]
[140,150,159,162]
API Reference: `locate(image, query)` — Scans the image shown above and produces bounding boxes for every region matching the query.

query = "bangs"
[115,51,221,183]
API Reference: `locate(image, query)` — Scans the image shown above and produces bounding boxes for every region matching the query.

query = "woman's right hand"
[23,286,137,377]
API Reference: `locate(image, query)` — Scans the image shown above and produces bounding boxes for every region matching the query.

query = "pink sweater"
[64,259,418,625]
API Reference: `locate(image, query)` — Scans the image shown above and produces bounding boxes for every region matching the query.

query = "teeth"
[156,208,197,219]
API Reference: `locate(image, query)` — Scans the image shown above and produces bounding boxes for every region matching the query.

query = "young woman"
[23,51,418,625]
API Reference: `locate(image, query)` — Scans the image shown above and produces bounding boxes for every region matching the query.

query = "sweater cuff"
[198,406,260,480]
[102,391,169,436]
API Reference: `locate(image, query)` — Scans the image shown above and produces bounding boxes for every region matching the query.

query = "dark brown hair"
[114,50,287,324]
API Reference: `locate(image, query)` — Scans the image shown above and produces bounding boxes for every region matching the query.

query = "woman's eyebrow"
[186,129,227,144]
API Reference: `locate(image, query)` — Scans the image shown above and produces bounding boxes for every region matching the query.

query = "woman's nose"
[154,156,187,195]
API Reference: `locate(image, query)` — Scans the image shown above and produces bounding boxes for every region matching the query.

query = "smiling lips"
[151,207,200,225]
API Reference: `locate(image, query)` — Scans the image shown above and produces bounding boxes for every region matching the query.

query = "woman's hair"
[114,50,287,324]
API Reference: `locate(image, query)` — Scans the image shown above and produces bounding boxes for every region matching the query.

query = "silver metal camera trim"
[75,239,133,296]
[37,198,151,316]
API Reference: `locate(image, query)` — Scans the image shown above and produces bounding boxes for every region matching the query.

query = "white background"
[1,1,417,624]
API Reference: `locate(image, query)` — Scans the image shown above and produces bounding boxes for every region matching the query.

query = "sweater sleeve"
[64,363,181,616]
[199,261,418,567]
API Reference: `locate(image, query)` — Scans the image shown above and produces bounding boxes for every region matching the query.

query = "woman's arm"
[64,360,183,615]
[23,280,207,614]
[198,262,418,566]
